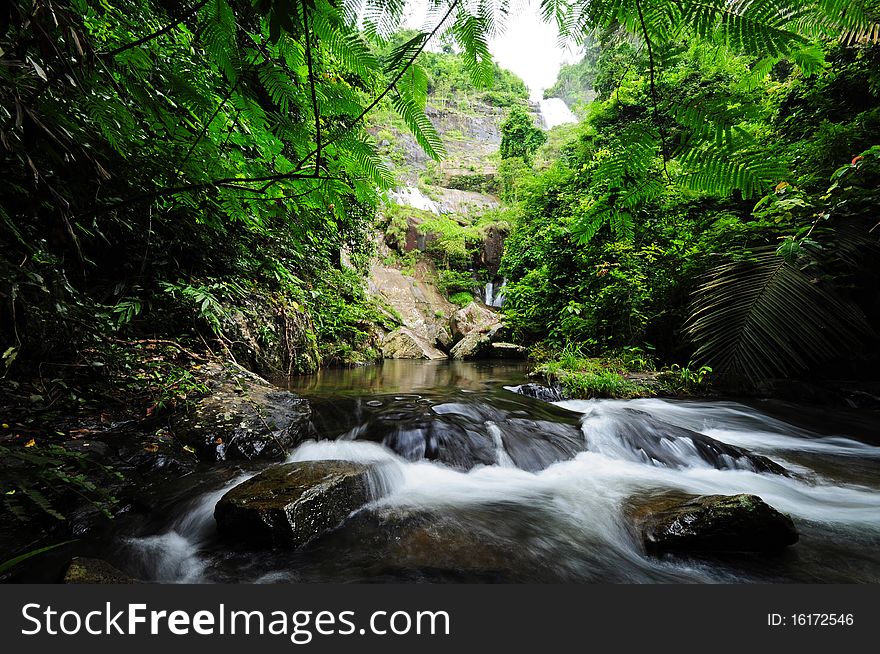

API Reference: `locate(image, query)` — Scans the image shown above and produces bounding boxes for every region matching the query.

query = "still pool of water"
[117,360,880,583]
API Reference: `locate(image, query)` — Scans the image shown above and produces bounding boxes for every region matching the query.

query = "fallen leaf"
[24,438,36,447]
[143,443,159,453]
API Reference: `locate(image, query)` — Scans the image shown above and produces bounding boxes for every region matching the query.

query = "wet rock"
[367,259,455,352]
[172,362,312,461]
[214,461,377,547]
[381,328,448,360]
[450,324,503,359]
[357,396,583,471]
[479,224,508,277]
[629,493,799,554]
[306,504,563,582]
[63,557,137,584]
[586,407,789,475]
[507,383,565,403]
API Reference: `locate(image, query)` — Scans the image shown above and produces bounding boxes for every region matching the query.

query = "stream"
[119,360,880,583]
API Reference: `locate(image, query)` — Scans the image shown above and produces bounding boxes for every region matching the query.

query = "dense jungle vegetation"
[1,0,879,549]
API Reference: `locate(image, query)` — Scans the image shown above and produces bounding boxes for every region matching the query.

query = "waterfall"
[388,186,441,214]
[484,279,506,307]
[538,97,577,129]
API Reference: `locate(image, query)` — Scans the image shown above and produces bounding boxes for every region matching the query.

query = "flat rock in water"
[629,492,799,554]
[490,342,527,358]
[214,461,376,547]
[63,557,136,584]
[305,504,564,582]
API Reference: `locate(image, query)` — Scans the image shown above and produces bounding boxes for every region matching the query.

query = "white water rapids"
[124,392,880,583]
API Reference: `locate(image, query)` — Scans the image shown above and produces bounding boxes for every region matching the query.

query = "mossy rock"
[63,558,136,584]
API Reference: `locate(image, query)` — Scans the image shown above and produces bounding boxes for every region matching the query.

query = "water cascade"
[483,279,506,307]
[117,363,880,584]
[538,97,577,129]
[388,186,441,214]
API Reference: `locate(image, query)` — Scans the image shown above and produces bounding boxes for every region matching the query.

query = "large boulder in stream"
[450,324,503,359]
[583,406,789,475]
[381,327,448,360]
[172,362,312,462]
[629,493,799,554]
[450,302,499,340]
[214,461,378,547]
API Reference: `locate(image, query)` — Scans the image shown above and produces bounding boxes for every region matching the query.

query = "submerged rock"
[172,362,312,461]
[381,327,448,360]
[63,557,137,584]
[214,461,378,547]
[629,493,799,554]
[305,504,564,582]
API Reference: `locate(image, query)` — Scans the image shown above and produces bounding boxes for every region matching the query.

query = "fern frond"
[390,90,446,160]
[451,8,495,87]
[679,146,786,198]
[685,246,872,380]
[337,135,395,188]
[312,3,381,82]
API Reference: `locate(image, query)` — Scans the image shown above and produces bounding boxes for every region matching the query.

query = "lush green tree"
[500,105,547,164]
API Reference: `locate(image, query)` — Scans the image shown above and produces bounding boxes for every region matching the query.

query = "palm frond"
[685,246,872,380]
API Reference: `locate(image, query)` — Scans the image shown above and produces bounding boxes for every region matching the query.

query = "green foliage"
[418,214,479,267]
[437,270,478,297]
[0,540,77,575]
[502,32,880,381]
[450,291,477,307]
[656,364,714,395]
[685,245,872,381]
[0,441,121,523]
[500,105,547,164]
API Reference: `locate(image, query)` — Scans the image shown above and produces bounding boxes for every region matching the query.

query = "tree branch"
[302,4,322,175]
[635,0,671,181]
[101,0,210,58]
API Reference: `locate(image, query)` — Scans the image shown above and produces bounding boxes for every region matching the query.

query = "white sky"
[402,1,580,99]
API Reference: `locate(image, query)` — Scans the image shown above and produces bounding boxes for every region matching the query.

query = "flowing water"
[388,186,441,213]
[121,361,880,583]
[538,97,578,129]
[482,279,506,307]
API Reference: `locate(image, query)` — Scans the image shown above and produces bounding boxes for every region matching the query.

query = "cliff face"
[365,89,531,358]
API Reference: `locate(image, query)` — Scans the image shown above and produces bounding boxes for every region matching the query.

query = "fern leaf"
[685,246,871,380]
[390,91,446,160]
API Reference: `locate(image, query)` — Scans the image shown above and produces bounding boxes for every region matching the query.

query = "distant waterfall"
[538,98,577,129]
[388,186,441,214]
[484,279,506,308]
